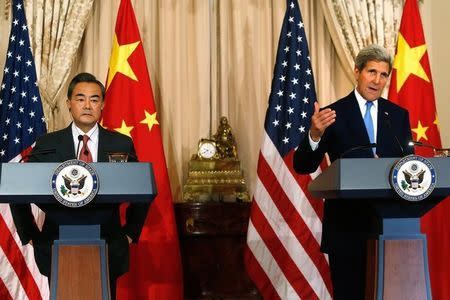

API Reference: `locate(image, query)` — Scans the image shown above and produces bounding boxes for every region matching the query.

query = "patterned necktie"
[364,101,375,153]
[78,134,93,162]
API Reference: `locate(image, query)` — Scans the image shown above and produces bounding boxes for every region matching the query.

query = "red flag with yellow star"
[102,0,183,298]
[388,0,449,298]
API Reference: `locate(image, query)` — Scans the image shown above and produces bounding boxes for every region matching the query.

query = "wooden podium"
[308,157,450,300]
[0,162,156,300]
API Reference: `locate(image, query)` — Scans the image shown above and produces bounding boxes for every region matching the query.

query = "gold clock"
[197,139,218,159]
[183,118,250,202]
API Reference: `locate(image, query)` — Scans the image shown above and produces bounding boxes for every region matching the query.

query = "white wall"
[422,1,450,147]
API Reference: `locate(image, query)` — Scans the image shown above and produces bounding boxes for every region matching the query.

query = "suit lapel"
[97,126,110,162]
[60,125,76,161]
[376,99,390,156]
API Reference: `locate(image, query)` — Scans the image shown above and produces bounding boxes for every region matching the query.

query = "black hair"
[67,72,106,99]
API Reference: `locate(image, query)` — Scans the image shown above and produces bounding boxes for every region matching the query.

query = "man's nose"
[373,74,381,84]
[83,100,92,109]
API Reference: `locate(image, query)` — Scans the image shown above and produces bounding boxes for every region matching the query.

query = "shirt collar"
[71,122,99,144]
[354,89,378,112]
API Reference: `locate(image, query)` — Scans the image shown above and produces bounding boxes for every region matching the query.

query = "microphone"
[408,140,434,150]
[340,143,377,158]
[409,141,450,156]
[20,148,56,162]
[383,112,405,156]
[76,135,83,159]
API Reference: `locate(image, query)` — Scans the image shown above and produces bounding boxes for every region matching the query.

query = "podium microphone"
[408,141,450,156]
[76,135,83,159]
[340,143,377,158]
[383,113,405,156]
[408,140,435,150]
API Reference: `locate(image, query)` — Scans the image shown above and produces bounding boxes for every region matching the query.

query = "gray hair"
[355,44,392,73]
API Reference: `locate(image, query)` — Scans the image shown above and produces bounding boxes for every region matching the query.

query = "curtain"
[24,0,94,131]
[319,0,404,81]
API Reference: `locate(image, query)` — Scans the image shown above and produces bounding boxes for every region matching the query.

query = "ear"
[353,66,360,82]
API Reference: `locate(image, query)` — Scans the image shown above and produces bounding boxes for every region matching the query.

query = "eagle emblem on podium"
[390,155,436,202]
[62,172,87,196]
[52,159,99,208]
[402,166,425,190]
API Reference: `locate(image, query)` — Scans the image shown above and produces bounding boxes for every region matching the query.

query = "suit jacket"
[10,124,150,278]
[293,92,413,253]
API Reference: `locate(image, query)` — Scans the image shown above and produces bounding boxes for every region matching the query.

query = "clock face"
[198,141,217,159]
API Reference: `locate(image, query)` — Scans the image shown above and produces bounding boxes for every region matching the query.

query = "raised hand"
[309,101,336,142]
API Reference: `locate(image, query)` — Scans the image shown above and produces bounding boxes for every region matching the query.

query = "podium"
[0,162,156,300]
[308,158,450,300]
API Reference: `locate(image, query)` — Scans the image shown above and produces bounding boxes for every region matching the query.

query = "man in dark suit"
[10,72,149,299]
[293,45,413,299]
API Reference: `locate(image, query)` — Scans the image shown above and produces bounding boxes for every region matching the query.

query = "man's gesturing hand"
[309,101,336,142]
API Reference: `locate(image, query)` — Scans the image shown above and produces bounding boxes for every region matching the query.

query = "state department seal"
[52,159,99,207]
[390,155,436,202]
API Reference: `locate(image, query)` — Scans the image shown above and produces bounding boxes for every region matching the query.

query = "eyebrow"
[368,68,388,75]
[74,93,101,98]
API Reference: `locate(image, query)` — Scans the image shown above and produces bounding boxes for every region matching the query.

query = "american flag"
[244,1,333,299]
[0,0,48,299]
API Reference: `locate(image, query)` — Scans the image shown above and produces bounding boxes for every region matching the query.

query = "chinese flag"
[102,0,183,299]
[388,0,449,298]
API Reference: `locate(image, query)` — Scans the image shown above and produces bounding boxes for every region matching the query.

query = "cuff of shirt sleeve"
[308,131,320,151]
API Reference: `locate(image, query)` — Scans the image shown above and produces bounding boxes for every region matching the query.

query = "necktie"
[79,134,93,162]
[364,101,375,153]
